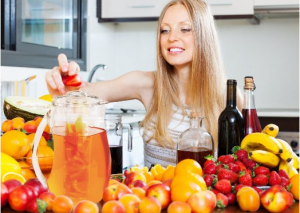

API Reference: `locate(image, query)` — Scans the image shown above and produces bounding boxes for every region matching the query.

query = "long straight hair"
[141,0,226,147]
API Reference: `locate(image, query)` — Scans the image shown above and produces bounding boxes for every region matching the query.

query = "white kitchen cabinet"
[205,0,253,15]
[254,0,299,8]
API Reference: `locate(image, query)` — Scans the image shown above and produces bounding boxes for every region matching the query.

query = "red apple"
[1,183,8,207]
[102,183,133,202]
[8,185,33,211]
[260,185,294,212]
[146,183,171,209]
[3,179,22,193]
[128,180,147,188]
[24,178,48,196]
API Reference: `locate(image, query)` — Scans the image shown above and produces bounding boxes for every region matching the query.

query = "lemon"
[1,152,22,181]
[2,172,26,184]
[39,94,52,102]
[1,130,30,158]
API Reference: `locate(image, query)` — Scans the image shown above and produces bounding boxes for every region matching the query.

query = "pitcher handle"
[32,111,50,188]
[123,123,133,152]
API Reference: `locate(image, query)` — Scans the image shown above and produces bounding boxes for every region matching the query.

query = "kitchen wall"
[1,0,299,112]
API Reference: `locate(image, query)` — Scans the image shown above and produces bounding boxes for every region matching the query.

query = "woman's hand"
[45,54,81,97]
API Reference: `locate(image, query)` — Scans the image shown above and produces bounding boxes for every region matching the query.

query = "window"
[1,0,87,70]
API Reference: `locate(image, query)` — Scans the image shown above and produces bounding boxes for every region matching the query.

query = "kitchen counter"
[1,201,299,213]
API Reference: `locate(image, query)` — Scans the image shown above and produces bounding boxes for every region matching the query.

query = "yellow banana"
[279,158,294,174]
[261,123,279,137]
[249,150,280,168]
[277,139,293,162]
[241,132,283,154]
[292,152,300,171]
[289,167,299,179]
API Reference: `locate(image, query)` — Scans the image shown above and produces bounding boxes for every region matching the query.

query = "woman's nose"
[168,30,180,42]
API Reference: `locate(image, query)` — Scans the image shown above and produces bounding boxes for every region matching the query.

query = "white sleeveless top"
[143,105,191,167]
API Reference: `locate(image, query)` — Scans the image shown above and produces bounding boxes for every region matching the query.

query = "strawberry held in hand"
[62,74,82,87]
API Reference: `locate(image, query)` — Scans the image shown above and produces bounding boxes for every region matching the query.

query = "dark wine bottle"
[242,76,262,136]
[218,79,245,156]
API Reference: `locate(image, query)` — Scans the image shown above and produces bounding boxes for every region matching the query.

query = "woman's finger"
[68,61,81,75]
[52,66,65,93]
[58,54,69,74]
[45,69,57,90]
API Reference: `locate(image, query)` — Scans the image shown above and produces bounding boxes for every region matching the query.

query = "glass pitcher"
[32,91,111,203]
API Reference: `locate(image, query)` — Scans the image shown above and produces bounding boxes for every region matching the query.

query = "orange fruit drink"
[47,125,111,203]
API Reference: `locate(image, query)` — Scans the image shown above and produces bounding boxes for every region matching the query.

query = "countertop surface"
[1,202,299,213]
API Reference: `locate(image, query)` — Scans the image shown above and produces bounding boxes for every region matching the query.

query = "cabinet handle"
[131,5,155,8]
[208,0,232,6]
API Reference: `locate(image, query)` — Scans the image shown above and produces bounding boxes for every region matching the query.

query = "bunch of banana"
[241,123,299,178]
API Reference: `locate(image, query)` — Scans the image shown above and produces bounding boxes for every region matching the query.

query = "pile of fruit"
[1,178,99,213]
[1,116,53,183]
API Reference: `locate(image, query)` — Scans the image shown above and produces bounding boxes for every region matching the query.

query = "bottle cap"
[190,111,202,118]
[244,76,256,90]
[227,79,237,85]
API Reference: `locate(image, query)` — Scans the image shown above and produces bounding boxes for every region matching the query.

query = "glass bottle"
[218,79,245,156]
[242,76,262,136]
[177,113,214,168]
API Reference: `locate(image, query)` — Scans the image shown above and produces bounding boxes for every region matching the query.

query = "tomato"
[62,74,82,87]
[8,185,33,211]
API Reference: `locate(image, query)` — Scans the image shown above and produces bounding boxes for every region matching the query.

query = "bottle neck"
[226,84,237,108]
[243,89,256,109]
[190,117,201,128]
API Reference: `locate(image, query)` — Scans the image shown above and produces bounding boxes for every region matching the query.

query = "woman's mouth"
[168,47,184,54]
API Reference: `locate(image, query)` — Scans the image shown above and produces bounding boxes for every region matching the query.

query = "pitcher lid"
[52,90,107,107]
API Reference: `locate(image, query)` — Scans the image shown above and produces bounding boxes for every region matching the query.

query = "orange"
[171,181,202,202]
[12,117,25,123]
[130,166,149,173]
[19,161,36,180]
[1,130,30,158]
[27,133,48,148]
[150,164,166,181]
[26,145,54,170]
[161,165,175,182]
[119,194,141,213]
[139,196,161,213]
[167,201,191,213]
[290,174,299,200]
[171,172,207,191]
[175,159,203,176]
[12,120,25,130]
[142,171,154,183]
[2,172,26,184]
[237,186,260,212]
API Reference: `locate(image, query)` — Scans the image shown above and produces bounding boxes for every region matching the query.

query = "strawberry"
[228,163,240,173]
[204,163,217,175]
[204,155,216,168]
[215,179,232,194]
[216,164,224,173]
[25,199,47,213]
[217,168,238,183]
[235,160,246,171]
[210,188,220,195]
[278,170,289,180]
[234,184,246,193]
[232,146,248,161]
[204,175,215,187]
[238,171,252,186]
[226,192,236,205]
[254,166,270,176]
[218,155,235,164]
[269,171,281,186]
[61,74,82,87]
[252,174,268,186]
[280,177,290,188]
[216,193,228,208]
[252,186,264,196]
[242,158,258,170]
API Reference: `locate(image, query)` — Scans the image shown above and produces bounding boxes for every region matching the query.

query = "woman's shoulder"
[126,70,155,88]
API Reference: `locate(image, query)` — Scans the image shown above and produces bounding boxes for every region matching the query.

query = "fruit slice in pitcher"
[75,116,87,135]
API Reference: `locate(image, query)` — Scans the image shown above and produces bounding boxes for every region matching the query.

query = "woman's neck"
[174,65,191,105]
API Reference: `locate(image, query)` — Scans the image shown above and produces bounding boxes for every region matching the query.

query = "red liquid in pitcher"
[242,109,262,136]
[48,126,111,203]
[177,147,213,168]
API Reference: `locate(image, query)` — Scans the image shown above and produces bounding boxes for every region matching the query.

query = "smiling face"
[160,4,194,69]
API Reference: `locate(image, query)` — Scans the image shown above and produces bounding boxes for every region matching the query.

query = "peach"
[139,196,161,213]
[131,187,146,200]
[12,117,25,123]
[162,179,172,188]
[124,171,147,186]
[102,200,125,213]
[109,179,121,186]
[128,179,147,188]
[146,183,171,209]
[39,191,55,211]
[119,194,141,213]
[73,200,99,213]
[1,120,13,132]
[102,183,133,202]
[167,201,192,213]
[147,180,162,187]
[187,190,216,213]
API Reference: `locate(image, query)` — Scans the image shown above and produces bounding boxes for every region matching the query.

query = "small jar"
[177,112,214,168]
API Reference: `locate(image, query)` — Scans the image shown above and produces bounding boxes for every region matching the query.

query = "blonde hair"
[141,0,226,147]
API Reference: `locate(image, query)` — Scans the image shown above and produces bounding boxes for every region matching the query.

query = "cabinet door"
[101,0,170,19]
[205,0,254,15]
[254,0,299,7]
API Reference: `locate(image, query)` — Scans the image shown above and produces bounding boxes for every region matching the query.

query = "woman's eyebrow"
[161,20,191,26]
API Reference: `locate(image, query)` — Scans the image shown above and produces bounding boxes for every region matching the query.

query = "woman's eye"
[181,28,192,33]
[160,29,169,34]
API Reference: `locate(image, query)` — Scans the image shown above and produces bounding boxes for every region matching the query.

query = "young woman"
[46,0,242,167]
